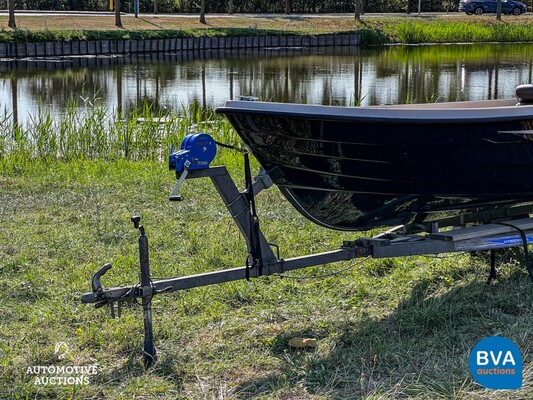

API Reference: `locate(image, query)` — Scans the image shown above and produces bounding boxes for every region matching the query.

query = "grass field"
[0,14,533,43]
[1,106,532,398]
[0,14,360,33]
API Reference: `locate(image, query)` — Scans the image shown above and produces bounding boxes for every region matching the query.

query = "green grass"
[356,18,533,44]
[390,20,533,44]
[1,105,532,398]
[0,27,308,43]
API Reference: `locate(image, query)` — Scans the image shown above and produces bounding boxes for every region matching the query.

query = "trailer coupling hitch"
[89,262,129,318]
[91,263,112,293]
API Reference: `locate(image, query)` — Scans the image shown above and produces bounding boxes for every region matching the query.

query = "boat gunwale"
[216,99,533,123]
[234,126,532,146]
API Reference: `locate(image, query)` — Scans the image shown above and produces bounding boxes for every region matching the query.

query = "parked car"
[459,0,527,15]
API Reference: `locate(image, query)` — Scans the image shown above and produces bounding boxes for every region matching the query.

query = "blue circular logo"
[469,336,522,390]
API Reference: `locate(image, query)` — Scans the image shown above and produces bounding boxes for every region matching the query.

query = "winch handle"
[169,160,191,202]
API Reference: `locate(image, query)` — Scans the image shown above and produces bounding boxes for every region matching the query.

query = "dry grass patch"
[0,15,359,33]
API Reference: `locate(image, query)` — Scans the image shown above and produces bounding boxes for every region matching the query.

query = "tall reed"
[393,20,533,44]
[0,99,238,172]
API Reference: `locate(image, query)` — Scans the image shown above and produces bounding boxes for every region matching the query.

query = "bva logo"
[469,336,522,390]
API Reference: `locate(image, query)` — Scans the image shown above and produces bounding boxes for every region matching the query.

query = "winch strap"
[496,222,533,283]
[214,140,246,154]
[244,152,263,279]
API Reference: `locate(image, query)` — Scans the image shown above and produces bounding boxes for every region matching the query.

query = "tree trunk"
[496,0,502,20]
[8,0,16,29]
[285,0,290,14]
[354,0,362,20]
[115,0,122,28]
[406,0,411,14]
[199,0,206,24]
[154,0,158,14]
[229,0,233,14]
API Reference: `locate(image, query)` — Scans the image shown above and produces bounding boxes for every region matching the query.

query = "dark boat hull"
[216,100,533,230]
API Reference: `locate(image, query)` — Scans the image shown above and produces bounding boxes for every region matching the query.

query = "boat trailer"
[81,133,533,368]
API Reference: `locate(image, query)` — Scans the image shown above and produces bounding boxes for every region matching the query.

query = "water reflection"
[1,44,532,124]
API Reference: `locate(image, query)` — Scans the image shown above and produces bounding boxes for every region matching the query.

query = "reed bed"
[0,100,241,173]
[382,20,533,44]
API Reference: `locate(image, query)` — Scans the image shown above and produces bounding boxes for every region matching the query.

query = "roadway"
[0,11,498,18]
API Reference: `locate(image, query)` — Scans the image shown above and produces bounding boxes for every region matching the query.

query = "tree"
[199,0,206,24]
[496,0,502,20]
[354,0,363,20]
[285,0,290,14]
[8,0,16,29]
[229,0,233,14]
[115,0,123,27]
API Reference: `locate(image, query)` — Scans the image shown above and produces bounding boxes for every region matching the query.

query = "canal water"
[1,43,532,123]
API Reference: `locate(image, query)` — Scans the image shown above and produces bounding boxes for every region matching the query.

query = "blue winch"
[168,133,217,201]
[169,133,217,173]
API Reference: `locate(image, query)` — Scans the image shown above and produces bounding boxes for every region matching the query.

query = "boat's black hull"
[217,100,533,230]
